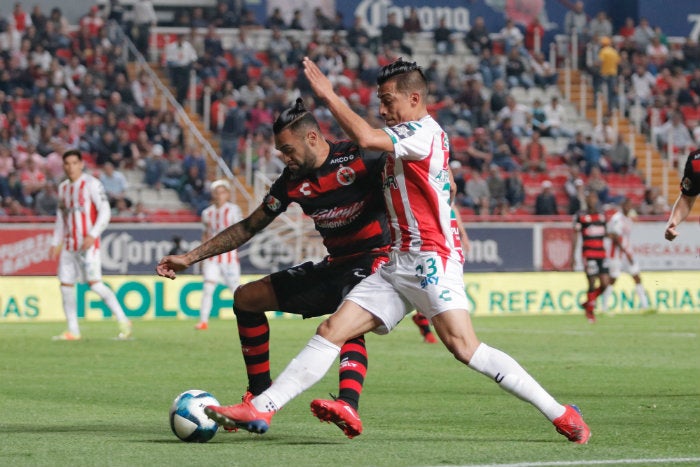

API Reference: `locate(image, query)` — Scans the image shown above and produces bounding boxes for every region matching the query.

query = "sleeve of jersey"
[680,154,700,196]
[382,122,432,161]
[51,203,65,247]
[88,179,112,239]
[262,176,290,216]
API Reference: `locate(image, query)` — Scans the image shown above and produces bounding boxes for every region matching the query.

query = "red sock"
[586,291,596,312]
[234,306,271,396]
[337,336,367,410]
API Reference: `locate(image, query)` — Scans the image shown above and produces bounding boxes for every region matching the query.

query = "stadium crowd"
[1,1,698,219]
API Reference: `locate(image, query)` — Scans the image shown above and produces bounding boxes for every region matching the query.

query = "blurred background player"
[603,198,650,312]
[196,179,243,330]
[665,148,700,241]
[571,190,610,323]
[49,150,132,341]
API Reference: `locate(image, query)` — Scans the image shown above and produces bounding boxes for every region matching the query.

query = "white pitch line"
[425,457,700,467]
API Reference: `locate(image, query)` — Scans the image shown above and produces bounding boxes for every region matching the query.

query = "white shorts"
[345,251,469,334]
[58,249,102,284]
[202,260,241,290]
[608,256,641,279]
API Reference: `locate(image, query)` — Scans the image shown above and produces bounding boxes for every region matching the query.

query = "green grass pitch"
[1,313,699,467]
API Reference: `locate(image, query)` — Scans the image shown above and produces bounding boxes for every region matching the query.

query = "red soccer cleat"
[553,404,591,444]
[195,322,208,330]
[205,399,274,434]
[310,399,363,439]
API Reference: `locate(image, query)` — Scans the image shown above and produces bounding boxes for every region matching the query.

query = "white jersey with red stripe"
[52,172,111,252]
[607,210,632,259]
[381,115,463,264]
[201,201,243,264]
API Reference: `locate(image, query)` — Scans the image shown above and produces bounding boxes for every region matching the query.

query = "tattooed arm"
[156,204,277,279]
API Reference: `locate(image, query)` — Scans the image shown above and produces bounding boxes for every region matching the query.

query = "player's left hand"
[664,222,679,241]
[302,57,334,102]
[81,235,96,251]
[156,255,190,279]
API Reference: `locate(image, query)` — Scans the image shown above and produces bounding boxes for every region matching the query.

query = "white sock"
[636,283,649,308]
[468,343,565,421]
[253,335,340,412]
[200,282,216,323]
[60,285,80,336]
[601,286,612,312]
[90,282,128,322]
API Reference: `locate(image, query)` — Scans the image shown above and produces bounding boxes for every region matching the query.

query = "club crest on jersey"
[336,166,356,186]
[264,194,282,212]
[391,123,415,140]
[681,176,693,192]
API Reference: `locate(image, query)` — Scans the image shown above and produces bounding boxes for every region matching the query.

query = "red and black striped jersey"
[680,148,700,197]
[263,140,390,259]
[573,209,608,259]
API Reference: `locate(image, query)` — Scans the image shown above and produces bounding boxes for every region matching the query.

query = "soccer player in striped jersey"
[49,150,132,341]
[196,179,243,330]
[665,148,700,241]
[571,189,611,323]
[203,58,590,444]
[158,98,393,438]
[603,197,650,312]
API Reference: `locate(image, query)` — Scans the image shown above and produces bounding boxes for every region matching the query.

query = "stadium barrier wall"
[2,221,697,276]
[1,271,698,323]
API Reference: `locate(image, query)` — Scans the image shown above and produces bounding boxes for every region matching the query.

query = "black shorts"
[584,257,609,277]
[269,253,387,319]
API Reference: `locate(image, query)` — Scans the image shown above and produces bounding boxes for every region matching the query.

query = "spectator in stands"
[131,70,155,116]
[531,51,558,90]
[608,132,633,173]
[346,15,374,52]
[628,63,656,108]
[583,134,604,175]
[265,7,286,29]
[433,17,454,55]
[588,11,612,43]
[639,186,668,215]
[646,35,669,73]
[220,100,247,172]
[239,9,261,29]
[0,145,14,199]
[592,115,615,155]
[521,129,547,173]
[619,17,635,39]
[498,95,531,137]
[18,154,45,206]
[499,18,525,55]
[179,163,208,214]
[535,180,558,215]
[165,34,197,103]
[478,48,503,89]
[288,9,304,31]
[586,166,612,204]
[486,164,507,214]
[313,7,335,30]
[596,36,620,109]
[210,2,238,29]
[524,16,545,53]
[564,165,585,214]
[655,111,694,154]
[99,161,131,208]
[465,16,491,55]
[543,96,573,139]
[505,48,533,89]
[681,38,700,71]
[632,18,655,52]
[33,179,58,215]
[11,2,33,34]
[95,130,122,167]
[491,129,519,172]
[143,143,165,188]
[565,131,586,167]
[466,127,493,173]
[564,1,588,41]
[403,8,422,35]
[505,168,525,210]
[489,79,509,114]
[464,167,490,215]
[381,12,412,56]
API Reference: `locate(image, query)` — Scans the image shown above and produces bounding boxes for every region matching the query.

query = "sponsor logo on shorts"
[420,276,439,288]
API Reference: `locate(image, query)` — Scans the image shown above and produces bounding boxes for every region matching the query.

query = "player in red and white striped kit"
[49,150,132,340]
[603,198,650,312]
[205,58,590,444]
[196,180,243,330]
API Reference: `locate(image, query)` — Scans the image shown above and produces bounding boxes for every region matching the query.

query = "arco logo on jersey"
[330,154,355,164]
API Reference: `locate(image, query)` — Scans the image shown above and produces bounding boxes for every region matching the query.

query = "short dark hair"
[377,59,428,96]
[273,98,320,135]
[62,149,82,161]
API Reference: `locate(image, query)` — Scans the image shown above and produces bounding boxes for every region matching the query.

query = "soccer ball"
[169,389,220,442]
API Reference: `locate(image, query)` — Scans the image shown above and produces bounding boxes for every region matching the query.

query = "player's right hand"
[664,222,678,241]
[49,245,61,260]
[156,255,190,279]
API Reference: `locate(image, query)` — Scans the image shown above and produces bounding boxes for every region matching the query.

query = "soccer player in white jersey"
[205,58,591,444]
[603,198,650,311]
[49,150,132,340]
[196,179,243,330]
